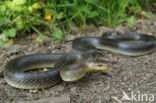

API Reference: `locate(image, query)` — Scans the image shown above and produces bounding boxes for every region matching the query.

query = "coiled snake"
[4,33,156,89]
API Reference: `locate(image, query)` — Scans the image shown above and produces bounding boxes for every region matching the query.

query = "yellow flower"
[44,10,52,21]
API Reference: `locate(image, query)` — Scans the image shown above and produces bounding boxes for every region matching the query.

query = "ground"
[0,18,156,103]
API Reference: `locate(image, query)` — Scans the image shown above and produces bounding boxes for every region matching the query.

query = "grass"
[0,0,155,48]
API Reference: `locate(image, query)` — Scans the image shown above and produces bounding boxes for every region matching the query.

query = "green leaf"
[6,28,17,37]
[0,5,6,14]
[16,17,25,30]
[140,11,155,18]
[56,13,63,20]
[54,28,63,41]
[31,2,43,10]
[13,0,26,5]
[0,17,7,26]
[127,16,135,27]
[88,10,99,18]
[0,33,8,42]
[0,40,6,48]
[30,25,44,36]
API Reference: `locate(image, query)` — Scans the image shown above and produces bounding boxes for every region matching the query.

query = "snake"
[4,33,156,89]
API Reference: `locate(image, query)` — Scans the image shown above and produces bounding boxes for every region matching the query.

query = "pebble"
[70,87,77,94]
[20,96,70,103]
[4,45,24,55]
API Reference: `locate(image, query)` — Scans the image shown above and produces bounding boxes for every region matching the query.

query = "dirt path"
[0,18,156,103]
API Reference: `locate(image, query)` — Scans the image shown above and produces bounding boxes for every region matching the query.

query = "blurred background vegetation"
[0,0,155,48]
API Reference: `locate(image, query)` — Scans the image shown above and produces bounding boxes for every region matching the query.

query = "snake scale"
[4,33,156,89]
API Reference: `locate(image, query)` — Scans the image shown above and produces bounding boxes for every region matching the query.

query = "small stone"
[58,86,64,91]
[113,56,119,60]
[65,35,75,41]
[27,48,33,52]
[23,96,70,103]
[145,73,154,79]
[4,45,24,55]
[70,87,77,94]
[29,90,38,93]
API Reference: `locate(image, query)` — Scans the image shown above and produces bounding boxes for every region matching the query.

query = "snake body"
[72,34,156,56]
[4,52,92,89]
[4,33,156,89]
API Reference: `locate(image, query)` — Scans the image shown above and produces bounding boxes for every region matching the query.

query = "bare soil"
[0,18,156,103]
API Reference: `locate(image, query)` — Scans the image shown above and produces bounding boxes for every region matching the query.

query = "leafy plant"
[0,0,155,48]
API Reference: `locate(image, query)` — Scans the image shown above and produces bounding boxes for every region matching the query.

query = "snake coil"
[4,33,156,89]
